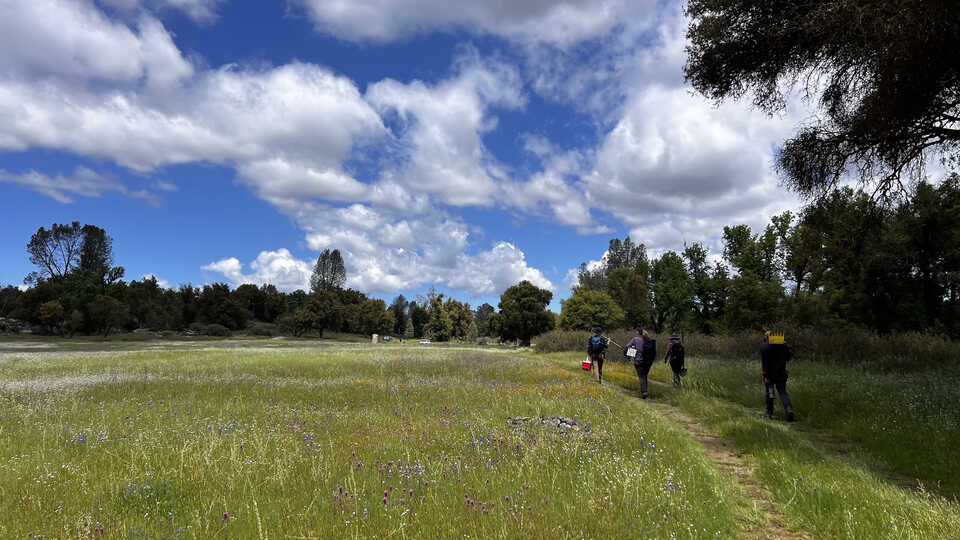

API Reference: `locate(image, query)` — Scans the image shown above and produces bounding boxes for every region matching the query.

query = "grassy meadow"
[543,353,960,539]
[1,342,748,539]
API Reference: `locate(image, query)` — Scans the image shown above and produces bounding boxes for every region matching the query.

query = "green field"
[1,341,958,539]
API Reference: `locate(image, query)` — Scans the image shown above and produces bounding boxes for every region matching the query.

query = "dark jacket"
[761,343,791,381]
[587,335,608,356]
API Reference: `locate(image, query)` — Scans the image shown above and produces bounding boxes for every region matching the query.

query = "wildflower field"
[1,342,746,539]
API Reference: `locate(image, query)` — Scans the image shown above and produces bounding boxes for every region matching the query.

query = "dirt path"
[609,381,813,540]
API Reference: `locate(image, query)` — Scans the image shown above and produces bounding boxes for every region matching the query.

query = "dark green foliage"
[248,323,277,337]
[444,298,473,340]
[310,249,346,293]
[606,268,650,330]
[203,323,231,337]
[0,285,22,318]
[576,236,648,292]
[498,281,554,345]
[408,301,429,338]
[198,283,250,331]
[559,288,624,331]
[388,294,409,335]
[87,295,129,337]
[358,299,394,335]
[26,222,84,282]
[650,251,694,333]
[37,300,65,335]
[685,0,960,198]
[474,302,495,325]
[425,290,452,342]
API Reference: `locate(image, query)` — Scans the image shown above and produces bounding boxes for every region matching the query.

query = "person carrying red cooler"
[587,327,609,384]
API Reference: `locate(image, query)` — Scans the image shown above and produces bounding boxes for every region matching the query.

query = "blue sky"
[0,0,805,311]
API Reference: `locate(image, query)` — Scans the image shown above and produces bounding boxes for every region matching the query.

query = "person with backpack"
[663,333,686,387]
[761,331,795,421]
[587,327,609,384]
[624,328,652,398]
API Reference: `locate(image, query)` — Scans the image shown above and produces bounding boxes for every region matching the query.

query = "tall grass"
[543,355,960,539]
[0,346,747,538]
[533,327,960,371]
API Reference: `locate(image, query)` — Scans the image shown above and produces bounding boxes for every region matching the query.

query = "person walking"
[624,328,651,398]
[761,331,794,421]
[664,333,686,387]
[587,327,609,384]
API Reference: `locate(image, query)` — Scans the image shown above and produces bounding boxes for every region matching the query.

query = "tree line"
[0,224,555,343]
[560,179,960,338]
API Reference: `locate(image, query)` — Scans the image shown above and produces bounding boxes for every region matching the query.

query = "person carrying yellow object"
[762,331,794,421]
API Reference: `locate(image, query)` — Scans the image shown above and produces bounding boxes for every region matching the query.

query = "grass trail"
[540,353,960,539]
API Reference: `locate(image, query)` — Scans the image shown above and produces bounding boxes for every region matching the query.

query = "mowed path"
[587,360,956,540]
[604,374,812,540]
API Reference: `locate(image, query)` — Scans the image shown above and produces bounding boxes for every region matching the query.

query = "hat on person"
[670,333,681,340]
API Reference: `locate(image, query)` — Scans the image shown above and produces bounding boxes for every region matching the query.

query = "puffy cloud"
[0,166,161,205]
[584,85,805,254]
[201,238,551,297]
[261,199,552,296]
[0,1,193,89]
[291,0,657,46]
[0,0,814,304]
[447,242,553,295]
[0,62,386,199]
[366,56,525,207]
[201,249,313,291]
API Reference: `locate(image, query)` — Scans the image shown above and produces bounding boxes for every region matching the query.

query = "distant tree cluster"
[3,227,560,344]
[2,235,398,338]
[562,179,960,337]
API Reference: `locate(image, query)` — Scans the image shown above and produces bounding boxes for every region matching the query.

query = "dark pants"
[669,360,684,387]
[765,379,793,415]
[634,362,651,395]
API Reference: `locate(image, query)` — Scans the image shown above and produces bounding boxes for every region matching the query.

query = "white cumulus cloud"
[291,0,657,46]
[202,249,313,291]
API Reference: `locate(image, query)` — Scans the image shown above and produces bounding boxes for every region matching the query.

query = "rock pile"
[507,416,592,433]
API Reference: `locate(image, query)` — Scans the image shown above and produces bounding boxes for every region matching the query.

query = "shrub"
[249,323,276,337]
[203,323,231,337]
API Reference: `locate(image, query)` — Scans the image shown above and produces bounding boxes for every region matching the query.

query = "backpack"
[641,338,656,362]
[669,342,685,364]
[588,335,606,354]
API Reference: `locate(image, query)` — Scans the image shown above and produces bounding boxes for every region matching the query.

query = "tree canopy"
[558,289,624,332]
[310,249,346,293]
[685,0,960,198]
[498,281,554,345]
